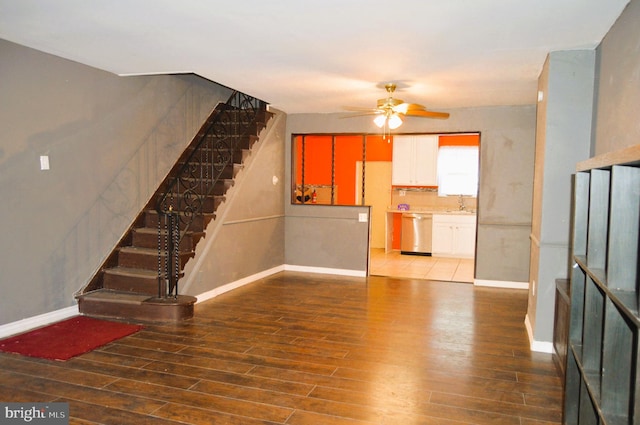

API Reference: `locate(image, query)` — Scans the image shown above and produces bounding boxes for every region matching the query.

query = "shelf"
[601,298,634,424]
[571,172,589,257]
[575,254,607,289]
[586,169,609,271]
[608,289,640,326]
[581,277,604,376]
[576,144,640,171]
[564,347,580,423]
[568,266,586,347]
[607,165,640,295]
[565,144,640,425]
[578,379,599,424]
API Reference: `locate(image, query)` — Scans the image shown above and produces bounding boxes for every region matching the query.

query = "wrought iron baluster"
[154,91,267,299]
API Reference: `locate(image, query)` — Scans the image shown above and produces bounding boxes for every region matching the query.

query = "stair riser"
[185,147,250,164]
[202,195,224,212]
[202,120,266,137]
[78,296,195,322]
[103,273,158,295]
[199,134,259,150]
[159,177,233,195]
[175,163,240,179]
[118,251,193,271]
[144,212,209,232]
[212,180,233,196]
[132,231,195,250]
[152,195,224,215]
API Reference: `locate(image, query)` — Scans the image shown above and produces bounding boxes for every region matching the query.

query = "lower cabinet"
[432,214,476,258]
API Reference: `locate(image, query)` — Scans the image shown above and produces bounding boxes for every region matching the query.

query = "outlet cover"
[358,213,368,222]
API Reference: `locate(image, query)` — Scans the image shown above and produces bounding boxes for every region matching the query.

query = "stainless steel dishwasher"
[401,213,433,255]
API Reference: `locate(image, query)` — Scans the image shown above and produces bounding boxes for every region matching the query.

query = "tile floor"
[369,248,475,283]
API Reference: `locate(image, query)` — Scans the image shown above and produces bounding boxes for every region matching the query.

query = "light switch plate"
[358,213,368,222]
[40,155,50,170]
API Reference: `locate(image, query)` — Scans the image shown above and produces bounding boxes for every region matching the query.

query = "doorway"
[355,161,391,249]
[365,133,479,283]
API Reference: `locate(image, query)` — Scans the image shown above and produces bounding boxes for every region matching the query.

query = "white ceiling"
[0,0,630,114]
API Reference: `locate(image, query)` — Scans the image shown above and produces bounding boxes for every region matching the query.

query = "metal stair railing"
[155,90,267,299]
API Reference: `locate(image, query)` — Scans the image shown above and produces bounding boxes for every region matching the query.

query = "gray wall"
[528,50,596,344]
[0,39,231,325]
[285,107,536,281]
[285,204,372,273]
[594,0,640,154]
[526,0,640,345]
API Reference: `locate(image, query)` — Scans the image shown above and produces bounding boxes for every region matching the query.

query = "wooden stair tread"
[80,290,151,305]
[103,267,158,278]
[133,227,204,236]
[80,289,196,305]
[119,246,193,254]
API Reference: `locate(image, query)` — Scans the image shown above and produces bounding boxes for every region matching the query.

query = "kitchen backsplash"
[390,189,477,211]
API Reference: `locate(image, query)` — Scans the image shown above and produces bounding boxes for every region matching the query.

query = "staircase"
[77,91,271,322]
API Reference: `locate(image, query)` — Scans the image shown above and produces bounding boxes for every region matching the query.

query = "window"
[292,133,480,204]
[437,146,479,196]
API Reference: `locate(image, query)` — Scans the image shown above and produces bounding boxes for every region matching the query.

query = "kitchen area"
[291,131,479,282]
[372,133,479,282]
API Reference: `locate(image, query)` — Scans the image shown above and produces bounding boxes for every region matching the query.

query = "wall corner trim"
[524,313,554,353]
[195,264,367,304]
[196,265,285,304]
[284,264,366,277]
[474,279,529,289]
[0,305,79,339]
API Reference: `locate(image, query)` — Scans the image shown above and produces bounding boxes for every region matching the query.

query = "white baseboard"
[474,279,529,290]
[0,264,364,338]
[284,264,367,277]
[0,305,79,339]
[524,313,554,353]
[196,264,366,305]
[196,265,285,304]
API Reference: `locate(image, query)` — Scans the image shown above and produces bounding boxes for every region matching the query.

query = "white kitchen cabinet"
[392,135,438,186]
[432,214,476,258]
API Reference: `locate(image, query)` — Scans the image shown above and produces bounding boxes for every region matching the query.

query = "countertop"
[387,207,476,215]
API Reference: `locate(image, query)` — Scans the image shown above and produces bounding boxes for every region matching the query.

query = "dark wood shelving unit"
[564,145,640,424]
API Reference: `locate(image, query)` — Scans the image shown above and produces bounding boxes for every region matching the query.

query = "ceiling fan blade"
[406,109,450,119]
[343,83,450,120]
[393,102,425,114]
[343,105,383,112]
[341,111,384,118]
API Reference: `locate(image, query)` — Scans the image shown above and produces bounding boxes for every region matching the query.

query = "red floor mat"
[0,316,143,361]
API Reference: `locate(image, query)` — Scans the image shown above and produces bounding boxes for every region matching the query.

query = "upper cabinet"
[392,135,438,186]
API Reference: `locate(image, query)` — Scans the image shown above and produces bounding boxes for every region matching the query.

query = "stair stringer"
[179,109,287,299]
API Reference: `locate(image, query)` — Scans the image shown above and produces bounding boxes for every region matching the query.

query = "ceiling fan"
[344,83,449,130]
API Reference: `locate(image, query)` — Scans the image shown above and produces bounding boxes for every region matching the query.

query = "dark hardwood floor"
[0,272,563,424]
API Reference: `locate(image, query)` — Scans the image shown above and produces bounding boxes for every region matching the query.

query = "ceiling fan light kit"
[374,113,403,129]
[344,82,449,134]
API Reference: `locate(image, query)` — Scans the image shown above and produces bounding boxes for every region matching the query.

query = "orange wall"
[295,133,478,247]
[365,135,393,161]
[438,134,479,146]
[295,135,393,204]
